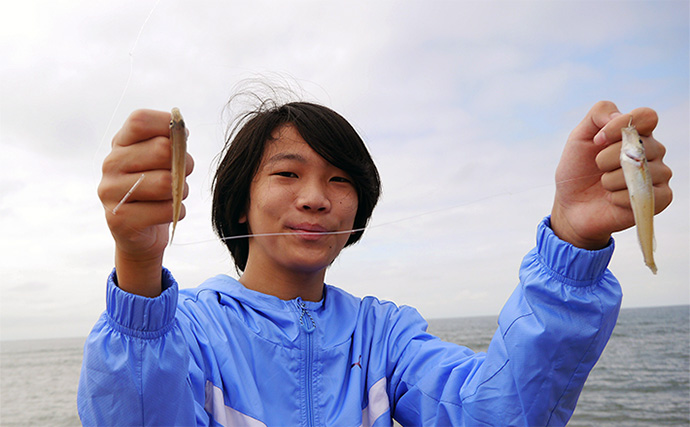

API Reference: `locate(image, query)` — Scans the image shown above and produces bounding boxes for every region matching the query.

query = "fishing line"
[94,0,163,216]
[95,4,606,248]
[93,0,163,189]
[171,172,604,247]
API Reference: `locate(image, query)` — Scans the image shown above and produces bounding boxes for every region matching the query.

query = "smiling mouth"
[287,224,331,239]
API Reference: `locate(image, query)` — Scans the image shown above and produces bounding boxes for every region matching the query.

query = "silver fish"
[169,107,187,244]
[620,120,656,274]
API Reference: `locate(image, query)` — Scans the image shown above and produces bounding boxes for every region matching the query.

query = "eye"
[274,171,298,178]
[330,176,352,184]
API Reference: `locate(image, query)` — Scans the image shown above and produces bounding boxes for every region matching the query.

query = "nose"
[297,180,331,213]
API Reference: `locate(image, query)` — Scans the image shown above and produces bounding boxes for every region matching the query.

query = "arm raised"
[98,109,194,296]
[550,101,672,249]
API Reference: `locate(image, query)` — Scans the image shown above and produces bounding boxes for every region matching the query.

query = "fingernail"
[610,111,622,119]
[594,131,607,146]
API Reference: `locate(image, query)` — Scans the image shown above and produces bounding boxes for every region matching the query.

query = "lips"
[287,223,331,240]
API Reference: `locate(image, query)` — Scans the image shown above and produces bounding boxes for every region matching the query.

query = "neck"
[239,260,326,302]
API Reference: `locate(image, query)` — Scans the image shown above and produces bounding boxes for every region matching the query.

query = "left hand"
[550,101,673,249]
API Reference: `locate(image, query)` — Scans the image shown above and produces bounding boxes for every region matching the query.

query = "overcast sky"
[1,0,688,341]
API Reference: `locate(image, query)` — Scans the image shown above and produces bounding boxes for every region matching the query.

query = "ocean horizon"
[1,304,688,425]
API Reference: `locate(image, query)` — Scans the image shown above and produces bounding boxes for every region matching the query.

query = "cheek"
[259,181,294,210]
[336,193,359,224]
[247,182,293,223]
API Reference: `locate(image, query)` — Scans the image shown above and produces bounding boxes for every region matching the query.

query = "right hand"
[98,109,194,296]
[550,101,672,249]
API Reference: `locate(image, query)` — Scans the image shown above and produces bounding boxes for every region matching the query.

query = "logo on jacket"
[351,355,362,369]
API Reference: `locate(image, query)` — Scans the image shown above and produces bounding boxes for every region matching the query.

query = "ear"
[239,213,247,224]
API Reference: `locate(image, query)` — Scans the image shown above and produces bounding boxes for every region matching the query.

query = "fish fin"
[648,262,658,275]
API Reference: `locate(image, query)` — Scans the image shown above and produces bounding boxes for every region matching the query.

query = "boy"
[79,100,672,426]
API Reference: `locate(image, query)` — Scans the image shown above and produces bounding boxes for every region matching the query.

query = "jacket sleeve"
[390,216,622,426]
[77,268,208,426]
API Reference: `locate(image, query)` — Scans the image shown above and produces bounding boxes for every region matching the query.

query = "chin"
[285,258,334,275]
[281,250,341,275]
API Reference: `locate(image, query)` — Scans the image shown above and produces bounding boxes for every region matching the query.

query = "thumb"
[555,101,621,185]
[569,101,622,146]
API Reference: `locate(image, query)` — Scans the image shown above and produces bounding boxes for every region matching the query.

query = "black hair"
[212,101,381,272]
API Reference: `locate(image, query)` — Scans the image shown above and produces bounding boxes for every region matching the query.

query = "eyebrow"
[266,153,307,164]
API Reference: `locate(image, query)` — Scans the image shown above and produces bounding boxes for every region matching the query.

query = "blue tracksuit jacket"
[78,217,622,426]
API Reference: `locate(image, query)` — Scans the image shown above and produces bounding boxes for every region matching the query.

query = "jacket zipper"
[296,298,316,426]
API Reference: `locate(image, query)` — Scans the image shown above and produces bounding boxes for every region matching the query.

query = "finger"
[650,159,673,186]
[600,168,625,192]
[184,151,194,176]
[570,100,622,143]
[100,170,191,206]
[112,109,172,148]
[644,137,667,161]
[107,200,186,229]
[119,140,194,176]
[595,141,621,172]
[595,136,667,172]
[105,136,195,177]
[654,184,673,215]
[593,107,659,146]
[601,162,673,192]
[123,171,192,203]
[629,107,659,136]
[106,136,173,174]
[608,188,632,209]
[606,178,673,214]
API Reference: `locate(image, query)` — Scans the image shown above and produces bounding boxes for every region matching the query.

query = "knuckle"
[111,128,124,148]
[595,100,616,110]
[656,140,667,158]
[632,108,659,134]
[655,187,673,213]
[600,171,612,189]
[648,109,659,123]
[97,178,117,203]
[101,147,130,175]
[96,181,108,202]
[101,153,117,174]
[154,136,172,159]
[186,153,195,174]
[156,171,173,195]
[128,108,150,123]
[638,107,659,123]
[662,163,673,181]
[126,109,154,135]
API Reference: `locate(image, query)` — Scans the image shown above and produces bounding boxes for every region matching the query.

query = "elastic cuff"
[536,216,615,286]
[106,267,178,337]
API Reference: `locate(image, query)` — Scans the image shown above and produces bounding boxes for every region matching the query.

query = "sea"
[1,305,688,426]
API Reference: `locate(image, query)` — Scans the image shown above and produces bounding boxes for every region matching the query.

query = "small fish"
[620,119,656,274]
[169,107,187,244]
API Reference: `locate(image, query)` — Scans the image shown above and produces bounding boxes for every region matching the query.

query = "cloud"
[1,0,688,340]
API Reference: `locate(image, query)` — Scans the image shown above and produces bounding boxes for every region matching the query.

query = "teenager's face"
[241,125,358,276]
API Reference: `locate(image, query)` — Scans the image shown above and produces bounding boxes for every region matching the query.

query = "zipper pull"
[296,298,316,333]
